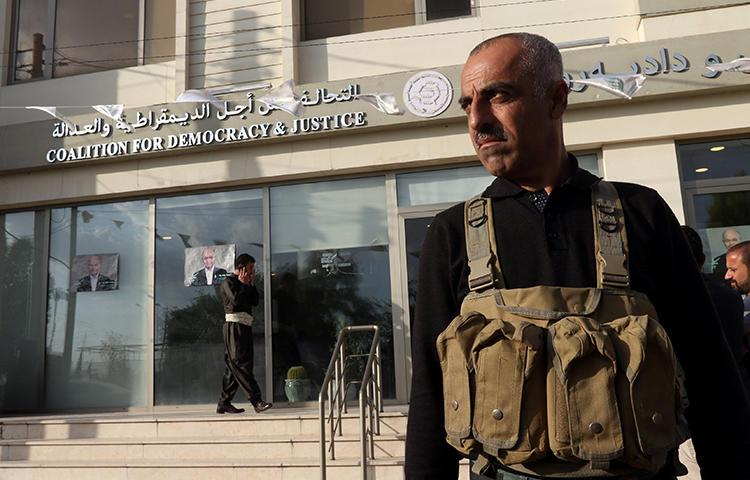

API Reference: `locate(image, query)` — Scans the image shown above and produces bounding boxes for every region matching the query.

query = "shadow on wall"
[187,3,285,90]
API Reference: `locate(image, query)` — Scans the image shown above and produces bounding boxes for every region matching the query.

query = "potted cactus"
[284,365,312,403]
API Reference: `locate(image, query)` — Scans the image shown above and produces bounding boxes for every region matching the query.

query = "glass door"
[683,185,750,278]
[398,210,443,398]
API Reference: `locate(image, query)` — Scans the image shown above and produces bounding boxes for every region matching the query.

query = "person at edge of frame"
[725,240,750,386]
[404,32,750,480]
[216,253,272,415]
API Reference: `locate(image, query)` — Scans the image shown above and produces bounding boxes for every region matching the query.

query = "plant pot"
[284,378,312,403]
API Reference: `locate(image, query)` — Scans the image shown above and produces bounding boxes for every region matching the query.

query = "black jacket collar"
[482,153,600,199]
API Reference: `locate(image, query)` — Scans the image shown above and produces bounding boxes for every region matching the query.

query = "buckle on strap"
[598,252,629,287]
[467,198,488,228]
[468,255,497,291]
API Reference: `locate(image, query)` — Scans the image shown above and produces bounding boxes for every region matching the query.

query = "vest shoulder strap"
[465,195,504,291]
[592,180,630,288]
[464,180,630,291]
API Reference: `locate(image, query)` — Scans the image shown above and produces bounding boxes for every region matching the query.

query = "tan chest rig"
[436,181,688,478]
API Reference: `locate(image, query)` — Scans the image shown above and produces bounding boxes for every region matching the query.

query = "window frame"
[299,0,476,42]
[676,134,750,236]
[414,0,476,25]
[8,0,149,84]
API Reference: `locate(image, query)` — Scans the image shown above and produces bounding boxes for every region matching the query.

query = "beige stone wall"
[188,0,283,89]
[0,62,177,127]
[639,4,750,40]
[3,85,750,219]
[1,3,750,222]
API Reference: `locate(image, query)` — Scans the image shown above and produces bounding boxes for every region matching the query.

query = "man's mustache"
[474,125,506,145]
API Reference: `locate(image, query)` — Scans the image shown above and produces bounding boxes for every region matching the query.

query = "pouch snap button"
[452,400,459,411]
[652,412,663,425]
[589,422,604,434]
[491,409,503,420]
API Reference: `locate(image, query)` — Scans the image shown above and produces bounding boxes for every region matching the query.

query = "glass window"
[12,0,48,81]
[11,0,176,82]
[1,212,46,412]
[577,153,600,177]
[304,0,415,40]
[679,138,750,182]
[270,177,395,402]
[45,201,150,410]
[404,216,432,331]
[426,0,471,21]
[154,190,265,406]
[396,165,492,207]
[53,0,139,78]
[145,0,176,64]
[303,0,471,40]
[689,191,750,278]
[396,155,598,209]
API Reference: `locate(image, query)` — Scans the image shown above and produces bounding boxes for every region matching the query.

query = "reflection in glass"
[404,217,433,331]
[13,0,48,81]
[426,0,471,21]
[577,153,600,177]
[679,138,750,181]
[397,155,598,209]
[304,0,415,41]
[1,212,45,412]
[45,201,149,410]
[145,0,176,64]
[53,0,139,78]
[270,177,395,402]
[155,190,264,405]
[396,165,492,207]
[691,191,750,278]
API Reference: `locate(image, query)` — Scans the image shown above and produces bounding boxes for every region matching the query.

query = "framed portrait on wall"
[184,244,235,287]
[71,253,119,292]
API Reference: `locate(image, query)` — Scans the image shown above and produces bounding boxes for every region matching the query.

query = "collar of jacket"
[481,153,600,199]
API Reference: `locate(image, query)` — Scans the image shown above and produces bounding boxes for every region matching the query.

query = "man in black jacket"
[190,247,228,286]
[405,32,750,479]
[216,253,272,414]
[76,255,115,292]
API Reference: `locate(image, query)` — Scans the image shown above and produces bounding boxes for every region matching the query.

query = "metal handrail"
[319,325,383,480]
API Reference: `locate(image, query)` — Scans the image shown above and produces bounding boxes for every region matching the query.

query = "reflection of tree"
[163,292,224,345]
[155,290,226,405]
[99,333,133,388]
[272,247,394,400]
[705,192,750,228]
[0,237,34,409]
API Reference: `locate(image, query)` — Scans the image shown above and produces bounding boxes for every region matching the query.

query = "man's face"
[203,250,215,269]
[459,38,563,180]
[725,252,750,294]
[88,256,100,276]
[723,230,741,250]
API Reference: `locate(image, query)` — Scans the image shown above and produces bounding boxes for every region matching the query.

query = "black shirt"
[405,160,750,479]
[220,274,259,315]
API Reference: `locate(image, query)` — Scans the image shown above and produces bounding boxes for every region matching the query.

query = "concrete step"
[0,406,444,480]
[0,433,406,461]
[0,408,408,441]
[0,457,406,480]
[0,457,471,480]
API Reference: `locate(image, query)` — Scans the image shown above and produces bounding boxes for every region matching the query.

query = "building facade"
[1,0,749,413]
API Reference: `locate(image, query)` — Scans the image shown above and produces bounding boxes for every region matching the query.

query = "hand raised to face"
[238,264,256,285]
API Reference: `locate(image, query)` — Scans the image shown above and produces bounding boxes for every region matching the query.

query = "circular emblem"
[402,70,453,118]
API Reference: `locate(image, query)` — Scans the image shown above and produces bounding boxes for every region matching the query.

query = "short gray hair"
[469,32,563,98]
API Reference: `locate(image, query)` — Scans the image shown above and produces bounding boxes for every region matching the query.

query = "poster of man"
[72,254,119,292]
[184,244,235,287]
